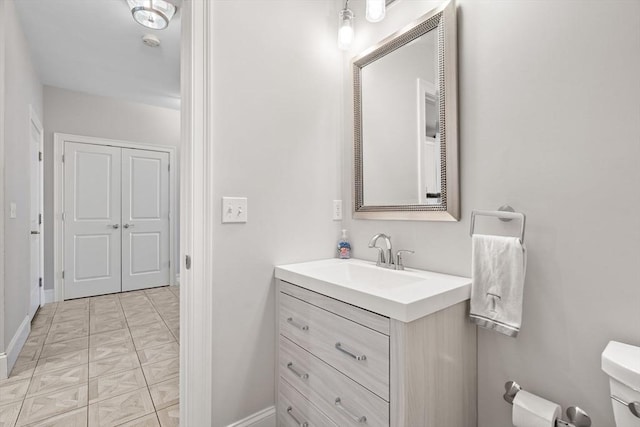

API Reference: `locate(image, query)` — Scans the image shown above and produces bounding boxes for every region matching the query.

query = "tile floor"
[0,286,180,427]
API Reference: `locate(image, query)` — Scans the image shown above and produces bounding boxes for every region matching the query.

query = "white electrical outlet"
[222,197,248,223]
[333,200,342,221]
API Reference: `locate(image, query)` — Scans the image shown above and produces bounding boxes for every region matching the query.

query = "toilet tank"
[602,341,640,426]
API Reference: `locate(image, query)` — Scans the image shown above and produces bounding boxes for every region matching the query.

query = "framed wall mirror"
[353,0,459,221]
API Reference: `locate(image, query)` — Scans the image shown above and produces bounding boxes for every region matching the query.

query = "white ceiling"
[15,0,181,109]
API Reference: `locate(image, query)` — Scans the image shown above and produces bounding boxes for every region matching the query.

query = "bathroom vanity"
[275,259,477,427]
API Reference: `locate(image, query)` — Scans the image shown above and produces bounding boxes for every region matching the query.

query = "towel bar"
[470,205,526,243]
[503,381,591,427]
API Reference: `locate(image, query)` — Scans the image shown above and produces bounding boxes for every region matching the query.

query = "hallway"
[0,286,179,426]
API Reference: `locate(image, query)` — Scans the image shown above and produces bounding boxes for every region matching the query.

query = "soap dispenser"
[337,229,351,259]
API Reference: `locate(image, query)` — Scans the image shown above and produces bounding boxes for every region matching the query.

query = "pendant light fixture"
[127,0,177,30]
[365,0,386,22]
[338,0,355,51]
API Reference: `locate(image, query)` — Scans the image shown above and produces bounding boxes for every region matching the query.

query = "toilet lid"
[602,341,640,391]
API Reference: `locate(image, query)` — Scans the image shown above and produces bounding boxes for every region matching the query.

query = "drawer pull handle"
[286,406,309,427]
[287,317,309,331]
[287,362,309,380]
[335,342,367,361]
[335,397,367,423]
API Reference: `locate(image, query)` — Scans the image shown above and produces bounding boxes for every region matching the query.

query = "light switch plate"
[9,202,16,219]
[222,197,248,223]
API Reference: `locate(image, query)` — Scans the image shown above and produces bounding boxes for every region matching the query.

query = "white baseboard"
[227,406,276,427]
[43,289,56,304]
[0,352,6,379]
[0,315,30,379]
[0,354,5,379]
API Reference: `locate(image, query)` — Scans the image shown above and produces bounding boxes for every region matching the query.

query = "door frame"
[179,0,214,424]
[53,133,178,302]
[0,0,6,367]
[29,105,44,314]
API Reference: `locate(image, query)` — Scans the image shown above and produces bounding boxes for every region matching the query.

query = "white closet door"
[121,148,170,291]
[64,142,122,299]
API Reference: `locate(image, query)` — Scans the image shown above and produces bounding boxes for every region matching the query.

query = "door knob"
[110,224,119,229]
[30,230,40,235]
[123,224,134,229]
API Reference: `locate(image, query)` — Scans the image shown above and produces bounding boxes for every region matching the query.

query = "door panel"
[130,157,161,219]
[29,117,42,318]
[74,235,112,280]
[122,149,170,291]
[130,233,161,274]
[64,142,122,299]
[74,152,113,220]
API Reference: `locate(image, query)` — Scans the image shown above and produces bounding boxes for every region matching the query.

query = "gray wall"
[43,86,181,291]
[1,0,43,351]
[341,1,640,426]
[209,1,342,424]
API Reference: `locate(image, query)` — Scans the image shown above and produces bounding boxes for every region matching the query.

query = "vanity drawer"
[280,336,389,427]
[279,378,337,427]
[279,281,390,335]
[280,292,390,401]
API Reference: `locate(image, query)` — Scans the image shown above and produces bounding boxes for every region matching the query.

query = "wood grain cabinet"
[276,280,477,427]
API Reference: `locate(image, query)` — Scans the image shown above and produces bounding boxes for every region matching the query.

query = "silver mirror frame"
[352,0,459,221]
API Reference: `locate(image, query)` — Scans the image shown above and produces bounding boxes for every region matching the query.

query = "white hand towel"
[469,234,527,337]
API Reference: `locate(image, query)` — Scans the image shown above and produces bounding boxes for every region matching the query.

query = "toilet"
[602,341,640,426]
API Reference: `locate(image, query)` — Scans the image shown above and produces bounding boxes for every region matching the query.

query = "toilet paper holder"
[504,381,592,427]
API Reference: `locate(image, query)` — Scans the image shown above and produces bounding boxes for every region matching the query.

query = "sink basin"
[302,261,426,289]
[275,258,471,322]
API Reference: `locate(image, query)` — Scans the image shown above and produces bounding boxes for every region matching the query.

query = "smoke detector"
[142,34,161,48]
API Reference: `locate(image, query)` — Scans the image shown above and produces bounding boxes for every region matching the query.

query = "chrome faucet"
[368,233,394,268]
[368,233,414,270]
[394,250,414,270]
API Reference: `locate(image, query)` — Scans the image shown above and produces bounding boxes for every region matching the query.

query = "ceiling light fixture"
[365,0,386,23]
[127,0,176,30]
[338,0,355,51]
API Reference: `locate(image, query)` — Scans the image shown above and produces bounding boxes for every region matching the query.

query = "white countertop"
[275,258,471,323]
